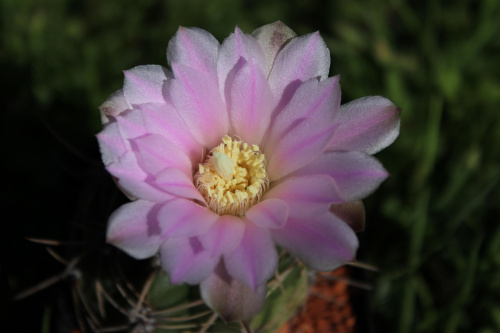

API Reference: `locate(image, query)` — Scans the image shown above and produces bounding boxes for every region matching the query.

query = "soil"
[277,267,355,333]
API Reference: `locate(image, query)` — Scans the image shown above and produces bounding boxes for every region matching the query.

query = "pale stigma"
[212,152,235,181]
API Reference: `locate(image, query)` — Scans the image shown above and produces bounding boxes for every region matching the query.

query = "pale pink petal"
[98,89,129,124]
[265,175,343,216]
[160,237,218,284]
[106,200,163,259]
[200,261,267,322]
[129,134,192,177]
[268,31,330,105]
[154,168,205,202]
[198,215,245,257]
[133,103,204,164]
[223,221,278,290]
[168,63,229,148]
[252,21,296,77]
[229,59,274,145]
[265,76,340,157]
[292,151,388,201]
[217,27,266,105]
[96,121,127,166]
[157,199,218,238]
[266,118,338,181]
[272,213,358,271]
[167,27,219,78]
[328,96,401,154]
[106,151,174,202]
[115,110,148,145]
[245,198,288,229]
[123,65,171,106]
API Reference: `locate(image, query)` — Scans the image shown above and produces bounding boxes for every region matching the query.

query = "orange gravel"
[278,267,355,333]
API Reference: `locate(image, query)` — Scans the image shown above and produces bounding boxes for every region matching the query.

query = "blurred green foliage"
[2,0,500,332]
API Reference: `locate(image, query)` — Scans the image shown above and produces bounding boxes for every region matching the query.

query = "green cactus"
[18,238,310,333]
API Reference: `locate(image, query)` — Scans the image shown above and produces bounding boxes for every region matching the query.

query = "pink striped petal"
[265,76,340,157]
[292,151,388,201]
[265,175,343,216]
[123,65,171,106]
[268,31,330,105]
[130,134,192,177]
[106,151,174,202]
[223,221,278,290]
[229,59,274,145]
[200,261,267,322]
[160,237,218,284]
[167,27,219,79]
[106,200,163,259]
[134,103,204,164]
[217,27,266,106]
[252,21,296,77]
[266,118,338,181]
[245,198,288,229]
[154,167,205,202]
[328,96,401,154]
[99,89,129,124]
[168,63,229,148]
[272,213,358,271]
[198,215,245,257]
[157,199,218,238]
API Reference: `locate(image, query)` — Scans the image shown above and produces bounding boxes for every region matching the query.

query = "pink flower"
[97,22,400,321]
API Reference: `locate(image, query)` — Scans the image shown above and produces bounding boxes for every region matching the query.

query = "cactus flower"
[97,21,400,321]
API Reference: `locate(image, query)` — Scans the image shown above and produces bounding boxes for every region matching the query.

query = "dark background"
[2,0,500,332]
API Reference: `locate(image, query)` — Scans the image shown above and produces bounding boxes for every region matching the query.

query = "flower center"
[194,135,268,216]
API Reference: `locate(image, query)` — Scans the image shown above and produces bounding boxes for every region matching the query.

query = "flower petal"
[266,118,338,181]
[130,133,192,177]
[106,200,163,259]
[268,31,330,106]
[292,151,388,201]
[96,121,127,166]
[106,151,174,202]
[272,213,358,271]
[265,175,343,216]
[217,27,266,106]
[245,198,288,229]
[252,21,296,78]
[157,199,218,238]
[223,221,278,290]
[99,89,129,124]
[154,167,205,202]
[134,103,203,164]
[200,261,267,322]
[328,96,401,154]
[265,76,340,158]
[168,63,229,148]
[167,26,219,79]
[123,65,171,106]
[160,237,218,285]
[115,109,148,145]
[198,215,245,257]
[229,59,274,145]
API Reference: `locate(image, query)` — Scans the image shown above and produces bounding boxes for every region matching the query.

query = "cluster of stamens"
[194,135,268,216]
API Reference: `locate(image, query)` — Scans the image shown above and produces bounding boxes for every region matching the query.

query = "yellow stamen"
[194,135,268,216]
